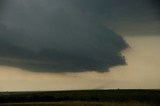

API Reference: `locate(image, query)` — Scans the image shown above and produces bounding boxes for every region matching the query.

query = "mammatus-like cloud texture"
[0,0,129,72]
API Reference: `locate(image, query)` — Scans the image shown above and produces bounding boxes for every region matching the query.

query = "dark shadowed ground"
[0,89,160,105]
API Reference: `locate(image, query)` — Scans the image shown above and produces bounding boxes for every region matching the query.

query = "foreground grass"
[0,102,159,106]
[0,89,160,105]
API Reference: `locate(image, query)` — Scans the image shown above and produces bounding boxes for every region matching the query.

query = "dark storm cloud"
[0,0,5,13]
[0,0,129,72]
[151,0,160,16]
[95,0,160,36]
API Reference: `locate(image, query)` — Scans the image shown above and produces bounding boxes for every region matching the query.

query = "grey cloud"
[0,0,129,72]
[67,0,160,36]
[101,0,160,36]
[73,0,160,36]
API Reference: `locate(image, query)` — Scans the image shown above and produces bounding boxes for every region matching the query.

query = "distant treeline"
[0,90,160,103]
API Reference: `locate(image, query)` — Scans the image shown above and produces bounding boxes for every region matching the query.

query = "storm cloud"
[0,0,129,72]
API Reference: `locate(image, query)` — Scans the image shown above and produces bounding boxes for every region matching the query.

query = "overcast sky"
[0,0,160,91]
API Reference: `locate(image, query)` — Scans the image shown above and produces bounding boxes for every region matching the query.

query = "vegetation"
[0,102,159,106]
[0,89,160,105]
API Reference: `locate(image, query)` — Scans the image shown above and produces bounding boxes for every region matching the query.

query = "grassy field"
[0,90,160,105]
[0,102,159,106]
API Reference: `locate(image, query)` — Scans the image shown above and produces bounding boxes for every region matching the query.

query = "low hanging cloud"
[0,0,128,72]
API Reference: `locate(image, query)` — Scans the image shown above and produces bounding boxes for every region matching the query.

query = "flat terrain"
[0,102,159,106]
[0,90,160,105]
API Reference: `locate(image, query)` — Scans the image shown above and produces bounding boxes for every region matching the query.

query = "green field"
[0,90,160,105]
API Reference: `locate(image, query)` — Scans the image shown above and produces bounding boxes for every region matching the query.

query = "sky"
[0,0,160,91]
